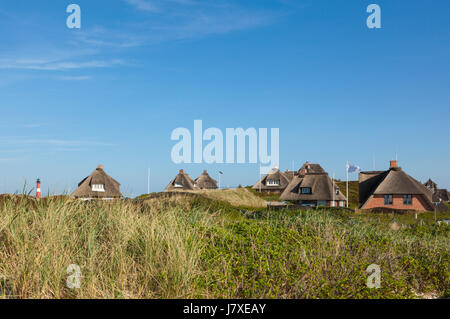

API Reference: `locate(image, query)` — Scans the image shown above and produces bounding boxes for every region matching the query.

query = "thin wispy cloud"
[124,0,279,40]
[0,0,284,81]
[57,75,91,81]
[0,137,114,147]
[160,9,276,40]
[0,123,45,129]
[54,148,89,152]
[73,26,146,49]
[74,0,281,49]
[0,59,124,71]
[126,0,159,12]
[125,0,197,12]
[18,139,114,147]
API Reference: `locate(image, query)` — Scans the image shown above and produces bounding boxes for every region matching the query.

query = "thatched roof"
[252,168,292,191]
[433,189,450,203]
[165,169,198,191]
[298,162,325,176]
[72,165,122,199]
[284,170,297,179]
[280,172,346,201]
[424,179,438,192]
[195,170,218,189]
[423,179,449,203]
[359,166,433,209]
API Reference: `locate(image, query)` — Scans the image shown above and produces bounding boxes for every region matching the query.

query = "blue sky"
[0,0,449,197]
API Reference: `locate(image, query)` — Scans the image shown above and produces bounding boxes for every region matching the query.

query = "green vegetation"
[0,191,448,299]
[139,188,267,208]
[335,180,359,208]
[185,188,267,208]
[246,186,281,202]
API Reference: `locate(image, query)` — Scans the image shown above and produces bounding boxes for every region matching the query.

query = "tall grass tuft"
[0,197,211,298]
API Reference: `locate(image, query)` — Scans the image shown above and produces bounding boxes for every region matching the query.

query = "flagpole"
[346,161,349,208]
[332,172,335,207]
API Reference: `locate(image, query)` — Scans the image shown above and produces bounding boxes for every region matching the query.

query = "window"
[92,184,105,192]
[384,195,393,205]
[267,179,280,186]
[318,201,327,207]
[301,187,312,194]
[339,201,345,207]
[174,182,183,188]
[403,195,412,205]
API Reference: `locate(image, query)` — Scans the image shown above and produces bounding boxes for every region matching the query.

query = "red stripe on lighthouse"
[36,178,41,199]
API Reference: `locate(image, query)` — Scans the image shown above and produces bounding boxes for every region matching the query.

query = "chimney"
[179,169,184,174]
[97,164,104,170]
[203,170,207,174]
[390,160,398,169]
[36,178,41,199]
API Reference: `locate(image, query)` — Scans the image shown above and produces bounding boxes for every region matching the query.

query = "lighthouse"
[36,178,41,199]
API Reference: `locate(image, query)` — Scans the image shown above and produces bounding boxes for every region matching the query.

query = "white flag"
[346,163,361,173]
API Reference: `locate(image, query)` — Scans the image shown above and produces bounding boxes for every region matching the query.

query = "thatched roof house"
[359,161,434,211]
[424,179,438,193]
[424,179,449,203]
[72,165,122,200]
[195,170,218,189]
[165,169,198,191]
[298,161,326,176]
[280,163,346,207]
[252,167,293,193]
[431,189,450,203]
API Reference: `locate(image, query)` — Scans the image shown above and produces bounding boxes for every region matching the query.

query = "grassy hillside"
[0,195,448,299]
[335,180,359,208]
[184,188,267,208]
[138,188,267,208]
[245,186,281,202]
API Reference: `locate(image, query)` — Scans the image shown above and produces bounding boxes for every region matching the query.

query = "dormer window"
[301,187,312,194]
[174,182,183,188]
[267,179,280,186]
[92,184,105,192]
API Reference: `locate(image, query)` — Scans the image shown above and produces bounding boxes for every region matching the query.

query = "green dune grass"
[0,194,448,299]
